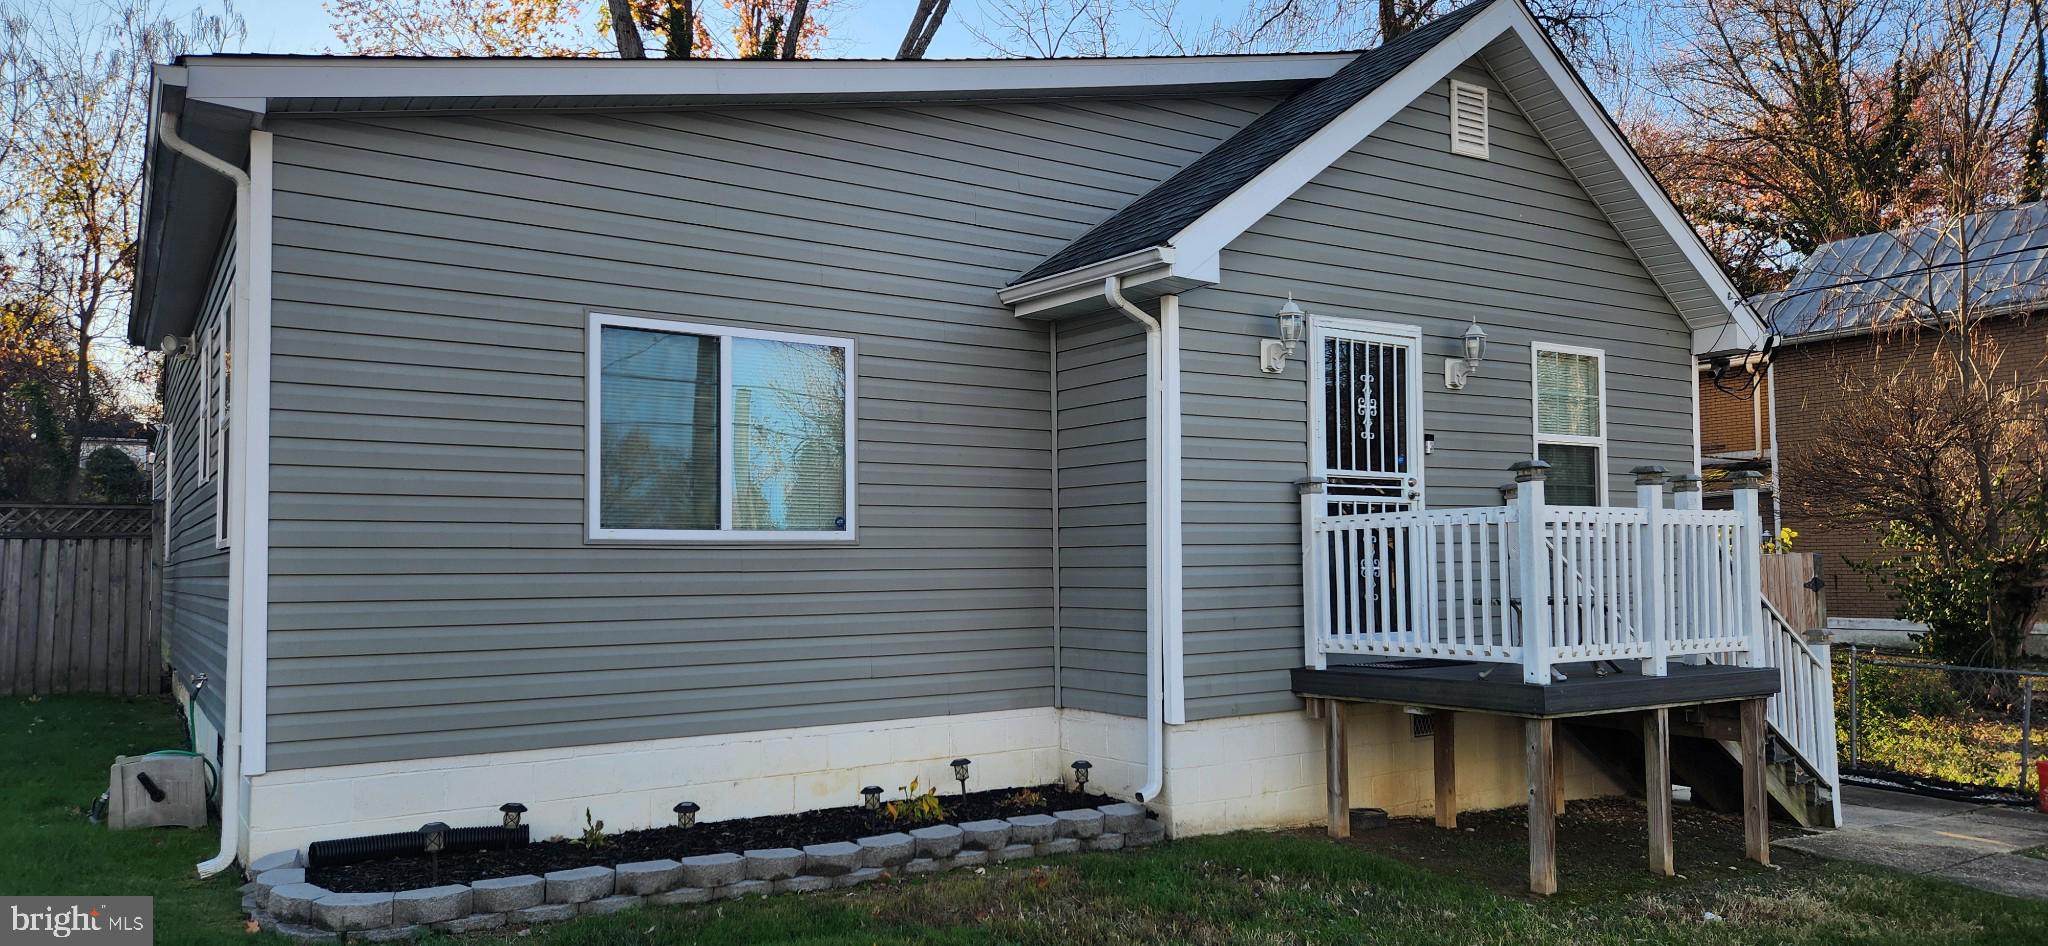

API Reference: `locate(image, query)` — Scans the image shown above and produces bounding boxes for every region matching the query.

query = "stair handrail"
[1757,598,1839,798]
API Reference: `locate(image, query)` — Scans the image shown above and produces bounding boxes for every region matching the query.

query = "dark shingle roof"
[1009,0,1497,286]
[1764,202,2048,337]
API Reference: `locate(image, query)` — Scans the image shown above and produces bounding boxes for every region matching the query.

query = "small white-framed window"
[586,312,856,543]
[199,320,214,485]
[157,423,175,558]
[213,310,231,549]
[1531,342,1606,507]
[1448,78,1489,159]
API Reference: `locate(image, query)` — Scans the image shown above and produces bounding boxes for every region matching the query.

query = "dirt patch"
[1325,796,1814,900]
[308,783,1110,893]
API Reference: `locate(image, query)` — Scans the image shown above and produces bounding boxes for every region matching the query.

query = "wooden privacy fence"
[0,504,162,696]
[1761,552,1827,635]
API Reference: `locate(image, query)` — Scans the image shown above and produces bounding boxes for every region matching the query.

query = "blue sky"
[237,1,1247,58]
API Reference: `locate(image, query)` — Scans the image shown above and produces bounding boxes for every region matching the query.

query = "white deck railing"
[1748,600,1843,824]
[1302,464,1764,686]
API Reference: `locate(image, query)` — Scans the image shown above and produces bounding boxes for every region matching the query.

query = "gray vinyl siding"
[1176,62,1698,720]
[262,97,1273,769]
[1053,312,1147,716]
[163,233,233,734]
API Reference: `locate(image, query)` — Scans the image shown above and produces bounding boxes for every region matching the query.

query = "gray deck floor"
[1776,785,2048,901]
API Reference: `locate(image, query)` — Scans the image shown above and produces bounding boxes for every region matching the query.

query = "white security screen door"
[1308,319,1426,643]
[1309,319,1425,516]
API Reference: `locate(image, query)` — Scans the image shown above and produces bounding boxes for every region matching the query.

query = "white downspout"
[1765,361,1781,537]
[159,107,249,881]
[1159,295,1185,725]
[1103,277,1182,803]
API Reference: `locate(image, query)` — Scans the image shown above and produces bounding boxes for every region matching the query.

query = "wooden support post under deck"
[1551,734,1567,816]
[1433,711,1457,829]
[1326,699,1350,839]
[1526,717,1558,896]
[1644,707,1674,876]
[1740,698,1770,865]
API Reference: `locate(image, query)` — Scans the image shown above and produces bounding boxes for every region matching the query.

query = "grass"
[9,694,2048,945]
[0,694,257,945]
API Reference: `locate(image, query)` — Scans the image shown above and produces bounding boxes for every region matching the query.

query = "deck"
[1293,467,1836,895]
[1291,659,1780,717]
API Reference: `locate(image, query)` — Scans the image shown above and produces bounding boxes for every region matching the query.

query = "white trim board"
[233,130,274,779]
[244,706,1066,862]
[172,53,1356,116]
[1004,0,1766,356]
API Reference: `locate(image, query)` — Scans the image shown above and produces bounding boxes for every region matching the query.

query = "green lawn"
[0,694,257,946]
[9,694,2048,945]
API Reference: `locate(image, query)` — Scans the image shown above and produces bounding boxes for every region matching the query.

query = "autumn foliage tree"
[326,0,592,55]
[1775,1,2047,679]
[1639,0,1944,293]
[327,0,830,59]
[0,0,237,500]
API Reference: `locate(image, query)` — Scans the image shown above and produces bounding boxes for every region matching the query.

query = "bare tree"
[962,0,1620,74]
[782,0,809,57]
[897,0,952,59]
[609,0,646,56]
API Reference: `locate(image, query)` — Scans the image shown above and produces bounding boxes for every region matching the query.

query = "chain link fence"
[1836,646,2046,802]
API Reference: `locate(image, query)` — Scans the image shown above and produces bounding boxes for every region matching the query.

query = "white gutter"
[1102,277,1184,802]
[158,106,265,880]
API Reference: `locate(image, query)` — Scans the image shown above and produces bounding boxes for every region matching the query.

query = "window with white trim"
[1532,343,1606,506]
[587,313,855,542]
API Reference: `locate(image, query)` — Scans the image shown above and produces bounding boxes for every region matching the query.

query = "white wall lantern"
[1260,295,1307,374]
[1443,321,1488,389]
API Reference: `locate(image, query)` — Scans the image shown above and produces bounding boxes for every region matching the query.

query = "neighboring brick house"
[1699,205,2048,633]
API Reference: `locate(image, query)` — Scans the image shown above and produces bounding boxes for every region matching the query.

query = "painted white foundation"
[1144,705,1622,837]
[246,707,1061,861]
[246,703,1627,860]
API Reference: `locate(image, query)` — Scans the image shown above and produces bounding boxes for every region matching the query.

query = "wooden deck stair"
[1563,707,1837,828]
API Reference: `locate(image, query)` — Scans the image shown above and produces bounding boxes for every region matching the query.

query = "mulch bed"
[308,783,1110,893]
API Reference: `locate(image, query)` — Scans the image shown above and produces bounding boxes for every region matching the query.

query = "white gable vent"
[1448,79,1489,159]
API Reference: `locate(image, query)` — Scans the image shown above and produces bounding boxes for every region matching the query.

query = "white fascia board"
[1000,247,1223,320]
[180,53,1355,114]
[1486,7,1767,354]
[1165,1,1517,268]
[1002,247,1180,318]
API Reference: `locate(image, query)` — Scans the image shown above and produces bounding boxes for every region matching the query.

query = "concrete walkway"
[1776,785,2048,901]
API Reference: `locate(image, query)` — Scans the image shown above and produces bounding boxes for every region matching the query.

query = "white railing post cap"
[1497,482,1518,502]
[1509,459,1550,482]
[1631,465,1668,486]
[1729,470,1765,490]
[1670,473,1702,493]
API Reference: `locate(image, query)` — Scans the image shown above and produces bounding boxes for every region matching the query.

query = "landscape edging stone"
[265,800,1156,935]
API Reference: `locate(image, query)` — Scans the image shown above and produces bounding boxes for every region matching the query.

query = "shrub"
[883,777,944,826]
